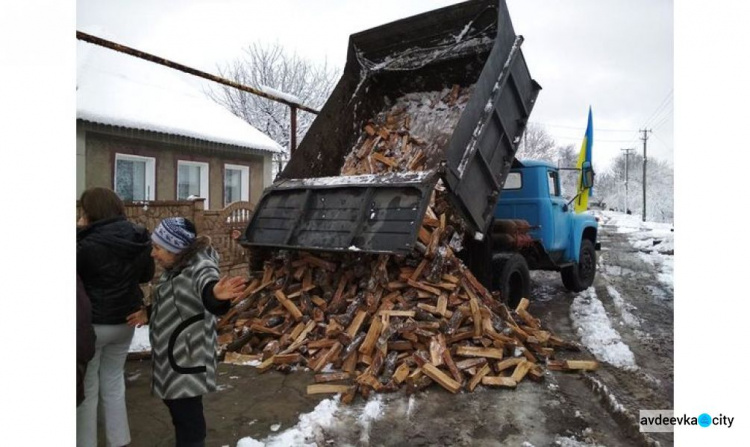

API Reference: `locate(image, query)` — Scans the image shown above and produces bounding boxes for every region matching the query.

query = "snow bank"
[570,289,638,371]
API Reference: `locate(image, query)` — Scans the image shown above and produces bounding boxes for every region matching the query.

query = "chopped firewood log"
[421,363,461,394]
[495,357,524,373]
[314,372,352,383]
[547,360,599,371]
[468,364,491,391]
[515,297,530,313]
[455,358,487,371]
[510,360,533,383]
[339,385,358,405]
[345,310,368,338]
[274,290,303,322]
[407,279,441,296]
[359,318,383,356]
[393,363,411,384]
[481,376,517,388]
[307,384,352,395]
[455,346,504,360]
[429,337,445,366]
[517,309,541,329]
[442,348,463,384]
[340,347,357,369]
[527,364,545,382]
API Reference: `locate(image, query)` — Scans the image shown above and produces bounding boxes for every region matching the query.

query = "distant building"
[76,40,282,209]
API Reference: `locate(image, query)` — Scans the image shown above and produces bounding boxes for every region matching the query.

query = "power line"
[651,110,674,131]
[640,89,674,129]
[547,135,639,143]
[529,121,634,132]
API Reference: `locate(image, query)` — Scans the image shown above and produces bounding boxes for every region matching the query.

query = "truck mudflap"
[243,172,438,255]
[244,0,540,255]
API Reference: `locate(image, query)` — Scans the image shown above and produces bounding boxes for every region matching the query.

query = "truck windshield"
[503,172,522,190]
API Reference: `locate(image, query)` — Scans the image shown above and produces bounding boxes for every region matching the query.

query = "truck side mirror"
[581,162,595,189]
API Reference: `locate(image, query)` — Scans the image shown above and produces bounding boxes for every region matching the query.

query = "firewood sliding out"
[223,85,596,401]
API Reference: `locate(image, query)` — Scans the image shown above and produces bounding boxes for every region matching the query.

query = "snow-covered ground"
[569,288,638,371]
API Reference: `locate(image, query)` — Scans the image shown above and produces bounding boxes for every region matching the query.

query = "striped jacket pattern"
[149,247,221,400]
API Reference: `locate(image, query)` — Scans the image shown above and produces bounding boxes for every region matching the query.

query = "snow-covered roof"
[76,40,283,154]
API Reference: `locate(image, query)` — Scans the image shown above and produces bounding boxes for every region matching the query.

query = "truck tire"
[492,253,530,309]
[561,239,597,292]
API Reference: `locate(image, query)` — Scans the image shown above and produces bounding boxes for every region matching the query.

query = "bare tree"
[208,42,340,176]
[517,123,557,160]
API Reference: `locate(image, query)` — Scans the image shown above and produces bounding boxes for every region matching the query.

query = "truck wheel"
[561,239,597,292]
[492,253,530,309]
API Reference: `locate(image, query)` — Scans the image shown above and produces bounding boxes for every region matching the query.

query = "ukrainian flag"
[574,107,593,214]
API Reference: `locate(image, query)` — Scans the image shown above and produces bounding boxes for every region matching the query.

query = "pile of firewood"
[218,85,597,400]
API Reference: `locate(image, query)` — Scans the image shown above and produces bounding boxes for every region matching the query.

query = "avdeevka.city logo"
[639,410,735,432]
[698,413,712,428]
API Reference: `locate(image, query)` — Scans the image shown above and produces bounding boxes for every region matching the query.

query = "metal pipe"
[76,31,320,115]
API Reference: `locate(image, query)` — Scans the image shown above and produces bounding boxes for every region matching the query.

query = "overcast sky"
[76,0,673,172]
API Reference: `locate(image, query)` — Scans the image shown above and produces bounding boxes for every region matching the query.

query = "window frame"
[502,171,522,190]
[113,153,156,201]
[224,163,250,206]
[547,170,561,197]
[177,160,210,209]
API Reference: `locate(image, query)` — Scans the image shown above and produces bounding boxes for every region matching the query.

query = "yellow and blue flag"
[574,107,593,214]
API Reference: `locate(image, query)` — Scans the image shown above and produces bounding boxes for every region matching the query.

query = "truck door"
[548,170,569,252]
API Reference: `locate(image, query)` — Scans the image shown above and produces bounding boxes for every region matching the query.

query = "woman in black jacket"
[76,187,154,447]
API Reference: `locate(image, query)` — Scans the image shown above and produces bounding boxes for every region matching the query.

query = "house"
[76,39,283,209]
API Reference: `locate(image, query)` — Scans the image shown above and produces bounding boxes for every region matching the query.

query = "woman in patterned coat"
[129,217,245,447]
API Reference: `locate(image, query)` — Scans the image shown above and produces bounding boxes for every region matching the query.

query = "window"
[114,154,155,201]
[224,164,250,206]
[177,161,209,208]
[503,172,522,190]
[548,171,560,197]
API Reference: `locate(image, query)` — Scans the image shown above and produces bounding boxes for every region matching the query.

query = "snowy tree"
[595,152,673,223]
[209,42,340,176]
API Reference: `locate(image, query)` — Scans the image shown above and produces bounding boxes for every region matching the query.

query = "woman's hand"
[127,309,148,327]
[213,276,247,301]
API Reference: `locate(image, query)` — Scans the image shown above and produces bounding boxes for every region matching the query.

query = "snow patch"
[128,326,151,353]
[554,435,605,447]
[606,285,640,328]
[570,288,638,370]
[236,397,340,447]
[357,395,384,444]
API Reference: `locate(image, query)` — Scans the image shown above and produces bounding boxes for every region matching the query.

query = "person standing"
[128,217,245,447]
[76,274,95,407]
[76,187,155,447]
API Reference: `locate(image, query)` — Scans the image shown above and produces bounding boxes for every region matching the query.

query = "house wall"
[77,121,273,208]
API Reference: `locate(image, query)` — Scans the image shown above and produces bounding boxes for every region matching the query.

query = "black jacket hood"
[78,216,151,260]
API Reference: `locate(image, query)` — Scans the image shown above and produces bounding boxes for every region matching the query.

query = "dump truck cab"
[491,159,599,300]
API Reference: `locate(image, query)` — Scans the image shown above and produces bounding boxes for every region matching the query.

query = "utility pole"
[639,129,652,222]
[621,148,635,213]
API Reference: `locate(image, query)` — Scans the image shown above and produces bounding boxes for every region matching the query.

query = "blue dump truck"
[242,0,598,307]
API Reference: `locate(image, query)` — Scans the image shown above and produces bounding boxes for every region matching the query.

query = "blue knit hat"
[152,217,196,254]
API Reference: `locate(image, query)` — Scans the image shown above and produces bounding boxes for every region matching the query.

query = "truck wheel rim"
[580,249,594,281]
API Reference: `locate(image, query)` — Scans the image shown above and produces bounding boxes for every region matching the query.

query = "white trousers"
[76,323,134,447]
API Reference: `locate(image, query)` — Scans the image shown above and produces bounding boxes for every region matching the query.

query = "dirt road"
[118,218,674,446]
